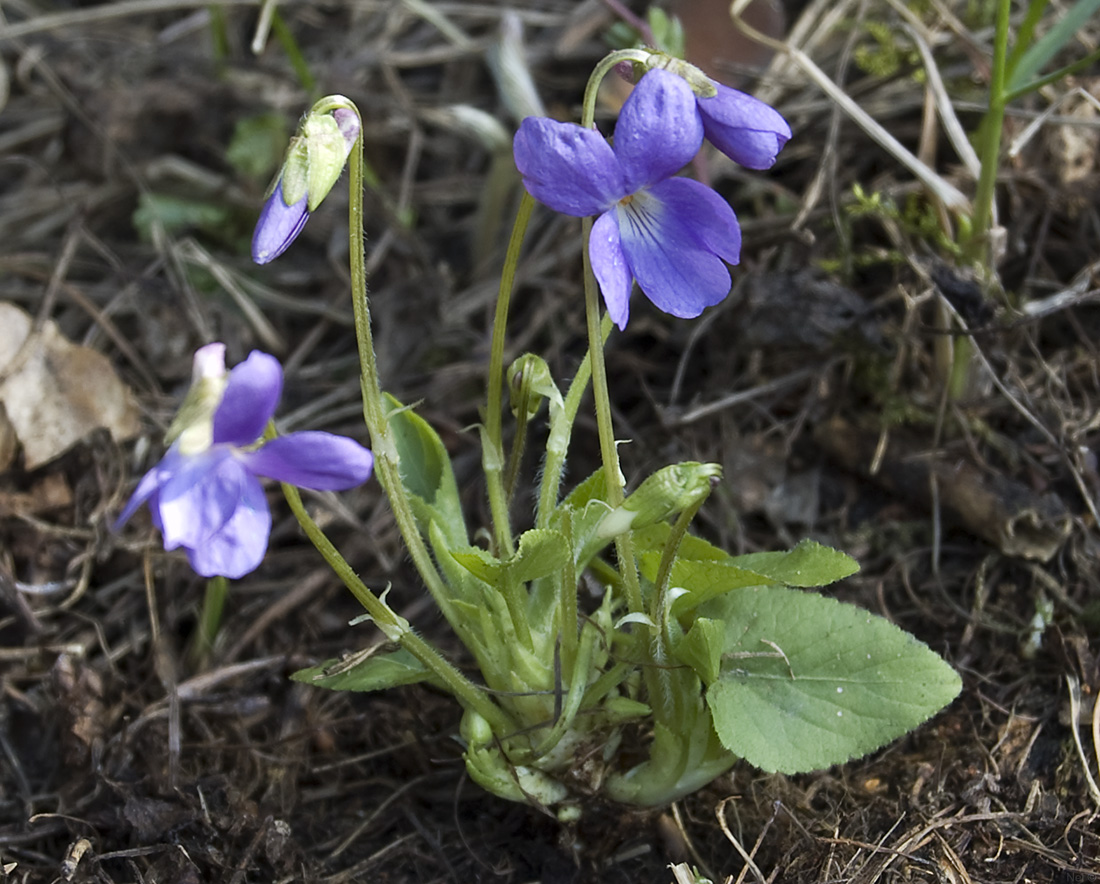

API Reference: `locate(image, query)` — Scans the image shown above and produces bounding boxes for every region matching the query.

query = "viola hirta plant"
[121,55,959,814]
[117,343,373,578]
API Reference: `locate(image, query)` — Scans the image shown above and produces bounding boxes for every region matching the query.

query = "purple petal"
[614,181,739,319]
[649,177,741,265]
[252,180,310,264]
[241,432,374,490]
[513,117,627,216]
[333,107,361,156]
[614,69,703,191]
[212,351,283,446]
[589,211,633,330]
[697,83,791,170]
[156,448,246,551]
[184,472,271,578]
[114,460,170,530]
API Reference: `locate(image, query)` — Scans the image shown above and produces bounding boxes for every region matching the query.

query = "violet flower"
[117,344,373,579]
[513,68,740,329]
[695,81,791,170]
[252,105,360,265]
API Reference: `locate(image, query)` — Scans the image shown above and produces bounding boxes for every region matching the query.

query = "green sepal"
[278,137,310,205]
[291,646,438,692]
[700,585,962,774]
[302,112,349,211]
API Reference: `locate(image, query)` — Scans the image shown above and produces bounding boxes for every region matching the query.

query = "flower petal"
[697,83,791,169]
[212,351,283,446]
[589,211,634,330]
[252,180,310,265]
[114,461,169,530]
[614,69,703,190]
[513,117,627,216]
[614,181,738,319]
[242,432,374,490]
[184,472,271,578]
[649,177,741,265]
[156,448,245,551]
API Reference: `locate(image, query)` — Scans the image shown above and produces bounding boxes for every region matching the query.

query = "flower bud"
[251,98,360,265]
[597,462,721,538]
[508,353,563,421]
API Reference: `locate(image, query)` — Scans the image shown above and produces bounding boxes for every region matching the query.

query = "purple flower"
[696,82,791,170]
[252,105,360,265]
[513,68,740,329]
[117,345,373,579]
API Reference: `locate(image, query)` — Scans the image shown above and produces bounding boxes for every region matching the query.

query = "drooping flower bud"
[251,98,361,265]
[508,353,563,421]
[598,462,721,539]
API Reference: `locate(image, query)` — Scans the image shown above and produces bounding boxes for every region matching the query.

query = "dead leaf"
[0,302,140,470]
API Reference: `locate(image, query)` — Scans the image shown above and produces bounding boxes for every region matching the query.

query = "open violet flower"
[514,68,741,329]
[116,344,373,579]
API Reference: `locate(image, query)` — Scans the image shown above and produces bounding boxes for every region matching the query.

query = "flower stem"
[281,481,515,734]
[343,104,458,622]
[191,575,228,667]
[535,313,610,529]
[581,218,643,618]
[484,191,535,557]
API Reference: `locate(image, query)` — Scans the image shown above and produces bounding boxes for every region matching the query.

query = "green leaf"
[452,528,570,586]
[132,193,231,241]
[385,394,466,547]
[553,469,616,570]
[633,522,729,563]
[291,646,437,692]
[639,538,859,616]
[728,540,859,587]
[1006,0,1100,94]
[701,586,961,773]
[226,112,287,181]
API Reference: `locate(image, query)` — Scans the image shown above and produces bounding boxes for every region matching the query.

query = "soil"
[2,1,1100,882]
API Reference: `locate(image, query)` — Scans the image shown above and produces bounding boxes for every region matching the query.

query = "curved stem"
[282,482,514,734]
[344,106,459,625]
